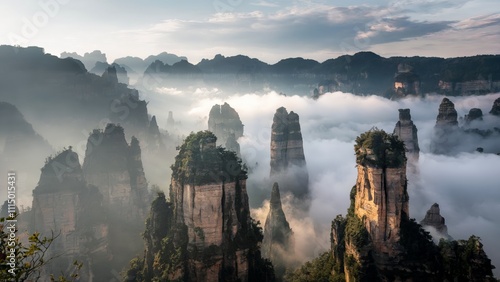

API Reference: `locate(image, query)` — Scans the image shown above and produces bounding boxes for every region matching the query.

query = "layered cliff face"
[270,107,309,200]
[31,149,106,281]
[436,98,459,128]
[82,123,149,220]
[128,131,274,282]
[208,102,244,156]
[353,130,408,258]
[393,64,420,98]
[420,203,451,241]
[393,109,419,170]
[327,129,496,281]
[490,97,500,116]
[262,183,294,278]
[431,98,459,154]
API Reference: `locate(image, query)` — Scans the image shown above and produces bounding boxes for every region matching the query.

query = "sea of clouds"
[146,88,500,273]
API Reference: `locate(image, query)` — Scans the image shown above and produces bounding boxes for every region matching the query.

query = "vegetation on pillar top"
[171,131,247,185]
[354,128,406,168]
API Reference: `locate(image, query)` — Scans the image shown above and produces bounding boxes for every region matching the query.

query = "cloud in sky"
[0,0,498,63]
[117,5,455,63]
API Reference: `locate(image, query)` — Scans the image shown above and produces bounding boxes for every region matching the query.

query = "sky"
[1,0,499,64]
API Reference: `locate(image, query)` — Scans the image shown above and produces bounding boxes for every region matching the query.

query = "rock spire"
[270,107,309,200]
[208,102,244,156]
[393,108,419,170]
[128,131,274,282]
[420,203,451,240]
[262,183,294,278]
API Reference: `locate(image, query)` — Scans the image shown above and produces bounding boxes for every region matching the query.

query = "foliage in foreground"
[0,217,81,282]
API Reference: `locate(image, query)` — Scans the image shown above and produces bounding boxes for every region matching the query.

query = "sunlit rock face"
[262,183,294,278]
[133,131,274,282]
[329,129,496,282]
[353,130,409,259]
[208,102,243,156]
[393,108,419,172]
[431,98,459,154]
[82,123,149,220]
[270,107,309,200]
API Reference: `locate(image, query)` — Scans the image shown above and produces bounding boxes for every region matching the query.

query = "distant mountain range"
[141,51,500,97]
[58,48,500,98]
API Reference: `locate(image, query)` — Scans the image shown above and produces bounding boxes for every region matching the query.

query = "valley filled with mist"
[1,45,500,281]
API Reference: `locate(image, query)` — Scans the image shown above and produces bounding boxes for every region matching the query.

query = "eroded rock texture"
[328,129,496,282]
[82,124,149,220]
[128,131,274,282]
[420,203,451,241]
[31,149,106,281]
[353,130,409,259]
[393,108,419,171]
[270,107,309,200]
[208,102,243,156]
[431,98,459,154]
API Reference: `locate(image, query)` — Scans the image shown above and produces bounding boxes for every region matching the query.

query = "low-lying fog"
[3,85,499,275]
[147,88,500,274]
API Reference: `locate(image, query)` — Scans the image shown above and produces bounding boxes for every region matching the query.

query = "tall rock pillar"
[431,98,459,154]
[270,107,309,200]
[393,108,419,172]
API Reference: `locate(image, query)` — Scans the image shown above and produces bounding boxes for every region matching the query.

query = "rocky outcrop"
[327,129,496,281]
[146,115,166,152]
[270,107,309,199]
[490,97,500,116]
[262,183,294,278]
[128,131,274,282]
[420,203,451,240]
[82,123,149,220]
[436,98,459,128]
[393,109,419,170]
[465,108,483,124]
[91,62,129,84]
[353,130,409,258]
[31,149,106,281]
[270,107,306,173]
[208,102,243,156]
[60,50,107,71]
[393,64,420,97]
[431,98,459,154]
[102,66,119,84]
